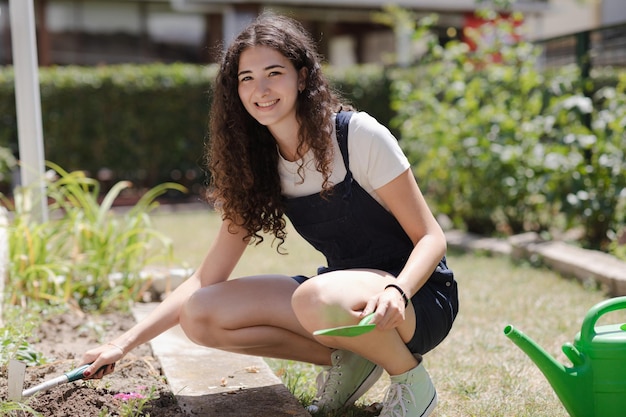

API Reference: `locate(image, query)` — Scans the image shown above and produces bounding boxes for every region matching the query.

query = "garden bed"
[0,310,183,416]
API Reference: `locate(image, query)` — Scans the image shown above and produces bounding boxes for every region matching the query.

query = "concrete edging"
[131,302,311,417]
[445,230,626,296]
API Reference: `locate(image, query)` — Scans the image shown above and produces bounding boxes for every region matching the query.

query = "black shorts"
[406,262,458,354]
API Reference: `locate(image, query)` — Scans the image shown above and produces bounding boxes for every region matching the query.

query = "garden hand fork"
[8,359,94,400]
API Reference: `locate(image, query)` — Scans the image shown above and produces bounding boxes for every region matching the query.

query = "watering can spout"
[504,325,590,417]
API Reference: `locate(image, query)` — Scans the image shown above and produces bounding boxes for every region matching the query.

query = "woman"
[81,13,458,417]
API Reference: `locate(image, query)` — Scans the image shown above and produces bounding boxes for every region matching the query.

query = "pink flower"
[114,392,146,401]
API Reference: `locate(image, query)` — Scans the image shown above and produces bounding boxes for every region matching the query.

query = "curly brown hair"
[206,12,351,248]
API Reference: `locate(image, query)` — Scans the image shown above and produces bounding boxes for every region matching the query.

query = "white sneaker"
[307,349,383,413]
[379,362,437,417]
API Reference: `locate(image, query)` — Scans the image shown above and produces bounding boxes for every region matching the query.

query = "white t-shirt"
[278,111,410,208]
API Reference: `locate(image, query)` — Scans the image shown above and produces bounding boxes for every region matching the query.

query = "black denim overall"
[284,112,458,354]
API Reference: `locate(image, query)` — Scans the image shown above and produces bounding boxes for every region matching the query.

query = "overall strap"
[335,111,354,197]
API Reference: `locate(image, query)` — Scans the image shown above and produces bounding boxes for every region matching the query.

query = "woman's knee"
[291,277,358,330]
[180,288,222,347]
[291,277,338,314]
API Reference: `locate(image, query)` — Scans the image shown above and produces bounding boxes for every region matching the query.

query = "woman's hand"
[80,342,125,379]
[361,285,407,331]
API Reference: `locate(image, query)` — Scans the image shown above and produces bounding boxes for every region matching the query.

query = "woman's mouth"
[256,99,278,108]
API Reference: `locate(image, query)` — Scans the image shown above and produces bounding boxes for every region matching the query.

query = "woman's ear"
[298,67,309,92]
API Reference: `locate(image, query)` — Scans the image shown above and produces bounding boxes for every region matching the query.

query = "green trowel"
[313,313,376,337]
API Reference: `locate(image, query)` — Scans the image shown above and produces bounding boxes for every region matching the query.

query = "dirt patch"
[1,309,184,416]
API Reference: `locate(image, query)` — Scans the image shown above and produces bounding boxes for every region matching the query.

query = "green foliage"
[0,146,16,186]
[0,305,50,367]
[325,64,393,133]
[548,77,626,250]
[0,401,43,417]
[389,14,625,251]
[5,163,187,312]
[0,63,215,194]
[0,63,392,196]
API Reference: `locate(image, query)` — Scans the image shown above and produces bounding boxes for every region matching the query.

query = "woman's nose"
[255,79,269,96]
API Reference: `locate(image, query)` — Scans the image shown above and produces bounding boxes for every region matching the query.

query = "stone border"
[445,230,626,296]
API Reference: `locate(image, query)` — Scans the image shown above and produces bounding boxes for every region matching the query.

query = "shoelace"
[311,363,343,406]
[380,382,417,417]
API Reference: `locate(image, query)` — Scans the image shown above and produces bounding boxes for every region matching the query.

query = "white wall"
[525,0,597,41]
[48,1,141,33]
[148,12,204,45]
[46,1,204,46]
[601,0,626,26]
[329,35,357,67]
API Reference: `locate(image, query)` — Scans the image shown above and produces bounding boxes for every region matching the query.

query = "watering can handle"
[581,296,626,343]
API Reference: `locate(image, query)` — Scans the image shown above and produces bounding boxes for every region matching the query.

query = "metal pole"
[9,0,48,222]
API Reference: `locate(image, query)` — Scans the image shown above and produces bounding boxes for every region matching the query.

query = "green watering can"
[504,296,626,417]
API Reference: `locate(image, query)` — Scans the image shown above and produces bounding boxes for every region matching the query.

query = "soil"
[0,310,184,416]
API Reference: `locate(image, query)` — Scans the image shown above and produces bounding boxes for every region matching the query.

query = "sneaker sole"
[344,364,384,406]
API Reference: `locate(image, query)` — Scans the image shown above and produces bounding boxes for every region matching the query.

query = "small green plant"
[97,407,111,417]
[0,401,43,417]
[267,359,381,417]
[269,359,316,404]
[5,162,187,312]
[0,305,50,367]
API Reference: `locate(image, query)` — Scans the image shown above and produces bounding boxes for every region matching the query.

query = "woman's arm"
[372,168,446,305]
[81,218,249,377]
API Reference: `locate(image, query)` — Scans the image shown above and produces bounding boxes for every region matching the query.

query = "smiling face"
[237,45,307,133]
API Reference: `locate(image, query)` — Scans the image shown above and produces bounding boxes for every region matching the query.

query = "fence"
[538,22,626,71]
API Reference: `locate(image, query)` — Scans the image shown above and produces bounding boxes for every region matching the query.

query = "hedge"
[0,63,391,198]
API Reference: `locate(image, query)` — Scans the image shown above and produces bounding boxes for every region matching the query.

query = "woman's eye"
[239,76,252,82]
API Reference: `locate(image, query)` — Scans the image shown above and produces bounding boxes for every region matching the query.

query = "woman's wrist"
[107,342,126,355]
[385,284,409,307]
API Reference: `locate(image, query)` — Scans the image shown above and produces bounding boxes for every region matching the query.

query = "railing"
[537,22,626,70]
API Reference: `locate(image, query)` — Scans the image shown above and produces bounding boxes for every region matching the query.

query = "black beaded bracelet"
[385,284,409,307]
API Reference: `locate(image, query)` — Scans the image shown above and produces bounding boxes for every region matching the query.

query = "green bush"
[557,75,626,249]
[0,63,392,197]
[389,18,625,252]
[0,64,215,196]
[325,64,394,132]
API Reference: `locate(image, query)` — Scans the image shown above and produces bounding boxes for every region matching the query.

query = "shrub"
[0,64,215,196]
[389,13,625,251]
[4,163,186,312]
[0,63,392,197]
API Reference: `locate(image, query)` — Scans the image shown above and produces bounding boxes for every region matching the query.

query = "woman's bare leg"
[179,274,333,366]
[291,269,420,375]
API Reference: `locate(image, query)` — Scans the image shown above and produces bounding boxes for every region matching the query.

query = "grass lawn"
[151,206,622,417]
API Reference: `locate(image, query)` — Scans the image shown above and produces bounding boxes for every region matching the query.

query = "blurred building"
[0,0,624,67]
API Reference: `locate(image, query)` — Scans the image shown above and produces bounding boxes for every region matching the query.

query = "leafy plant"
[0,146,16,186]
[0,401,43,417]
[5,163,187,312]
[0,305,50,367]
[387,8,625,250]
[553,77,626,250]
